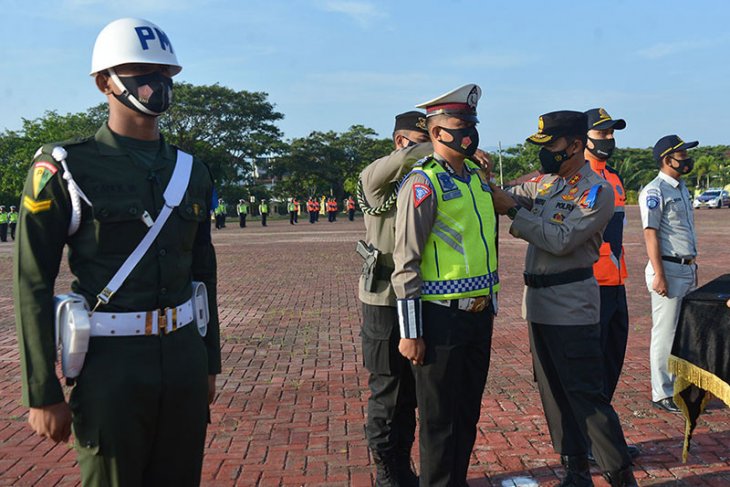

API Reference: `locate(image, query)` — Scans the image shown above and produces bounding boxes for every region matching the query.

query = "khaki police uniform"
[14,123,220,486]
[507,111,633,482]
[357,134,431,481]
[640,171,698,402]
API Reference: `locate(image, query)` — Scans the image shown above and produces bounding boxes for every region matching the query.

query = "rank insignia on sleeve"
[413,183,432,208]
[568,173,582,185]
[31,161,59,198]
[23,195,52,214]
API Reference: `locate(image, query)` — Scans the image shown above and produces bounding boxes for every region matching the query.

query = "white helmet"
[90,18,182,76]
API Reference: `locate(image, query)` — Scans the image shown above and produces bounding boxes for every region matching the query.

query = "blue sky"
[1,0,728,149]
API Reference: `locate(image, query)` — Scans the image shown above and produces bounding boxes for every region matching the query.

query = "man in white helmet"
[14,18,220,486]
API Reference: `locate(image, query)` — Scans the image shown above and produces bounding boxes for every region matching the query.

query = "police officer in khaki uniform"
[392,84,499,486]
[358,111,431,485]
[490,111,637,486]
[14,18,220,486]
[639,135,699,413]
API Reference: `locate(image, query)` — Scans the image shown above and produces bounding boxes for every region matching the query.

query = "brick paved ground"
[1,207,729,486]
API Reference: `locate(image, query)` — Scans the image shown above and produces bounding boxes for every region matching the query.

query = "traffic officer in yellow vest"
[14,18,220,486]
[288,197,297,225]
[0,206,8,242]
[259,198,269,226]
[358,110,431,485]
[236,198,248,227]
[392,84,499,486]
[8,205,18,240]
[490,111,637,486]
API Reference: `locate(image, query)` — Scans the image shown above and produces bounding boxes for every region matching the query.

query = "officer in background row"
[346,195,356,221]
[288,197,298,225]
[259,198,269,226]
[358,110,431,485]
[8,205,18,240]
[393,84,499,486]
[584,108,640,461]
[490,111,637,486]
[0,206,7,242]
[639,135,699,413]
[215,198,227,229]
[14,18,220,486]
[237,198,248,228]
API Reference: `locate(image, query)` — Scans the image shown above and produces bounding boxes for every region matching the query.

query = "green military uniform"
[0,207,8,242]
[8,207,18,240]
[14,123,220,486]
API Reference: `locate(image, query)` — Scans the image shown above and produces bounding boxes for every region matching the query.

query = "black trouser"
[215,215,224,229]
[328,211,335,222]
[348,209,355,221]
[413,302,493,487]
[239,214,246,227]
[361,303,417,455]
[261,213,267,226]
[529,322,630,473]
[289,211,296,224]
[598,285,629,401]
[0,223,6,242]
[9,222,16,240]
[309,211,316,223]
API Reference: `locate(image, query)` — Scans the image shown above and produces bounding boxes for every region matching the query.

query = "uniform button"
[159,248,167,256]
[160,288,167,295]
[129,207,138,215]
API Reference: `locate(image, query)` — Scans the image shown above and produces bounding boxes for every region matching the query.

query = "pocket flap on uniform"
[93,199,146,223]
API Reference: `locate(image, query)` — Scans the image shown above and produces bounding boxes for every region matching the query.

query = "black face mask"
[587,137,615,160]
[670,156,695,174]
[438,126,479,157]
[110,70,173,116]
[539,146,573,174]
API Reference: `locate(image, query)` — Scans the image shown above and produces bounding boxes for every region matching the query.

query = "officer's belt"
[430,295,491,313]
[90,298,194,337]
[523,268,593,288]
[662,256,696,265]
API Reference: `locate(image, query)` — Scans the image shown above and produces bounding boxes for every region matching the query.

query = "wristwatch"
[506,205,521,220]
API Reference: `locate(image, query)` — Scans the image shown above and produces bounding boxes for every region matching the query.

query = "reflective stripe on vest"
[414,158,500,300]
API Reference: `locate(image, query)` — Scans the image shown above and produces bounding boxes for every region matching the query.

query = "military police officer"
[639,135,699,413]
[358,110,431,485]
[14,18,220,486]
[392,84,499,486]
[490,111,637,486]
[237,198,248,227]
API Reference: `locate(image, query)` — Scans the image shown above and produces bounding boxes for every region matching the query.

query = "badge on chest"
[436,172,463,201]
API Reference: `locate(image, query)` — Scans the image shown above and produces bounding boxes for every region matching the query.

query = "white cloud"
[316,0,387,27]
[636,39,716,59]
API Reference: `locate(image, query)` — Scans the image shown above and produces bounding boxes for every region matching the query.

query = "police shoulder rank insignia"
[413,183,432,208]
[31,160,59,198]
[23,195,52,214]
[568,173,582,186]
[537,182,553,196]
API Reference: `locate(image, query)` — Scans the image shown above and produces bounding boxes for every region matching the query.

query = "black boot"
[603,467,638,487]
[557,455,594,487]
[394,444,419,487]
[372,449,400,487]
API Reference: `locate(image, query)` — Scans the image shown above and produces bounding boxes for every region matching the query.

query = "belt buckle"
[466,296,488,313]
[158,309,168,335]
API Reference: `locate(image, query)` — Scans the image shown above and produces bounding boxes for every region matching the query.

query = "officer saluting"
[392,84,499,486]
[237,198,248,227]
[490,111,637,486]
[358,110,431,485]
[14,18,220,486]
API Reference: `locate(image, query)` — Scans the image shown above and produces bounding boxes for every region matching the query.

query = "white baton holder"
[54,293,92,381]
[191,281,210,337]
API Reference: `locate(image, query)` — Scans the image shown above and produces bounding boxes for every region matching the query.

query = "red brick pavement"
[1,207,729,486]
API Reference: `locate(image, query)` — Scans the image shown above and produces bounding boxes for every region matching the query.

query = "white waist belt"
[90,299,194,337]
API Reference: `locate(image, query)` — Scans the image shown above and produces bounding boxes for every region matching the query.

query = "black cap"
[585,108,626,131]
[526,111,588,145]
[653,135,699,163]
[394,111,428,134]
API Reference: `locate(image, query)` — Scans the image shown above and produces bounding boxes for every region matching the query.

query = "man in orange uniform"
[584,108,639,461]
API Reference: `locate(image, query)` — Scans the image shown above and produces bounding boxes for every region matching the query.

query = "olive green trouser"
[70,323,209,487]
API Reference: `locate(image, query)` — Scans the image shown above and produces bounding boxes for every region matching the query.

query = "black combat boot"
[372,449,400,487]
[603,467,638,487]
[557,455,594,487]
[395,443,419,487]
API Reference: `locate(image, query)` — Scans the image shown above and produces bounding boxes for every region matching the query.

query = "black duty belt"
[523,267,594,288]
[662,256,696,265]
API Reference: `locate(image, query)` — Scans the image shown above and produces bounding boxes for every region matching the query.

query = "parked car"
[693,189,730,209]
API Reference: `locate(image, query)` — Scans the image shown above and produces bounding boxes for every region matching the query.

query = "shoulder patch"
[31,161,59,198]
[23,195,52,214]
[413,183,432,208]
[645,194,660,209]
